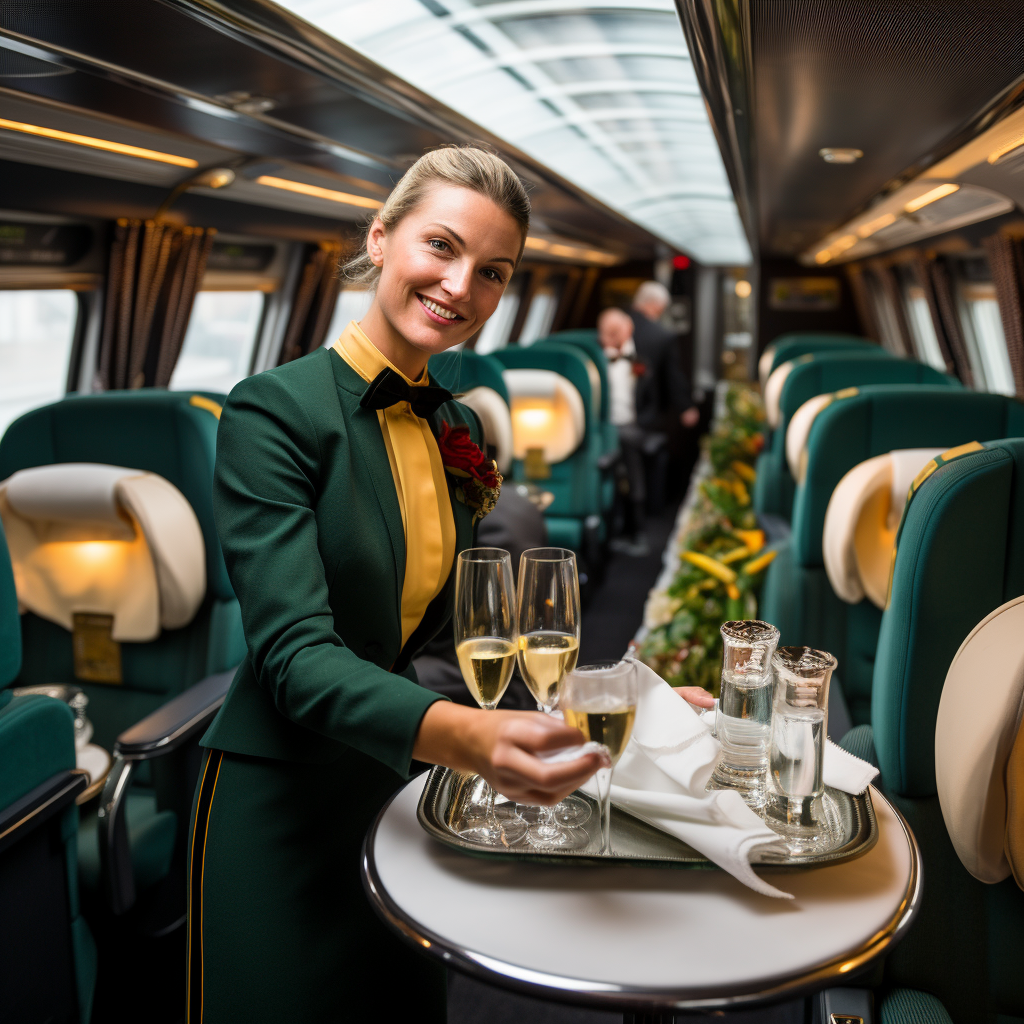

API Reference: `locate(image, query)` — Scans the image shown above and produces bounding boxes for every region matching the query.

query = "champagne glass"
[561,660,638,856]
[453,547,527,845]
[515,546,587,848]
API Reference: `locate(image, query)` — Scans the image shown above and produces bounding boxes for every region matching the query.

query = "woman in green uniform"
[186,147,605,1023]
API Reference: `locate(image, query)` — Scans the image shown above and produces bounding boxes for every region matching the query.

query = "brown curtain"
[845,263,881,343]
[909,255,957,376]
[279,241,344,363]
[96,219,216,390]
[870,262,914,357]
[982,233,1024,396]
[928,258,976,388]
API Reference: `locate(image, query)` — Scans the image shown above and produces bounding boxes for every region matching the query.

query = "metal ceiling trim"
[674,0,757,259]
[158,0,667,255]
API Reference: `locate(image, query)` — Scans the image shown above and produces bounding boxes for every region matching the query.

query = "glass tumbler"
[707,619,780,809]
[764,646,838,843]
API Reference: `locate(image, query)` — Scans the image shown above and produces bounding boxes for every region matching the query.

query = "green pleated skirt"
[187,746,446,1023]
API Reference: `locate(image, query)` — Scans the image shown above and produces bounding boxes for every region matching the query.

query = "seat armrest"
[0,770,87,855]
[113,668,235,760]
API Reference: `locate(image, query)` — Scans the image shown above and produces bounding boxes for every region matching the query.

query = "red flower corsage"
[438,420,502,521]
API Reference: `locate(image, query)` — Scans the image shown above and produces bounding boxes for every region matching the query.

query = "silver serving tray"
[417,766,878,869]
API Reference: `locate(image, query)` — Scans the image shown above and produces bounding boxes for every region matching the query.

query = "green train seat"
[760,386,1024,727]
[757,332,884,391]
[0,390,245,927]
[492,343,605,553]
[0,517,97,1024]
[848,440,1024,1024]
[755,352,959,520]
[429,349,513,474]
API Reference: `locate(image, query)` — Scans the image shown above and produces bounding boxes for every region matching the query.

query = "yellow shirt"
[332,321,456,649]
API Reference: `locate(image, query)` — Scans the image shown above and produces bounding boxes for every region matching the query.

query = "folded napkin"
[581,660,794,899]
[694,701,879,794]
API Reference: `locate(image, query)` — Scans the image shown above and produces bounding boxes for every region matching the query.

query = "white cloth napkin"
[581,660,794,899]
[696,701,879,795]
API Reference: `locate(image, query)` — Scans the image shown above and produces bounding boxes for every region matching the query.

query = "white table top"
[363,775,920,1012]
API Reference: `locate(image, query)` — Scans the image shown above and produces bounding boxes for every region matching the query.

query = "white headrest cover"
[936,596,1024,884]
[458,386,513,476]
[763,360,795,429]
[0,463,206,642]
[786,394,835,481]
[503,369,586,463]
[822,448,944,607]
[581,357,602,419]
[758,344,777,392]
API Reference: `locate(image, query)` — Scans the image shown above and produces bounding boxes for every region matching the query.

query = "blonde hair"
[344,146,531,286]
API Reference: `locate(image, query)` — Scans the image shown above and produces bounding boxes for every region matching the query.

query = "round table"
[362,775,921,1018]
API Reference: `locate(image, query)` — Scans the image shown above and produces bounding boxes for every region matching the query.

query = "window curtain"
[981,233,1024,396]
[909,256,957,376]
[845,263,881,343]
[927,257,975,388]
[96,218,216,390]
[868,262,913,357]
[279,241,344,363]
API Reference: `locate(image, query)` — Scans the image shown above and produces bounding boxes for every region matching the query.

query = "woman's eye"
[482,268,504,283]
[429,239,450,253]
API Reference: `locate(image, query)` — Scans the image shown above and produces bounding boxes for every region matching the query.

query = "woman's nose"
[441,260,473,301]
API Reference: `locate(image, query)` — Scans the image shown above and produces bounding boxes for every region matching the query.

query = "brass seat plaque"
[72,613,122,684]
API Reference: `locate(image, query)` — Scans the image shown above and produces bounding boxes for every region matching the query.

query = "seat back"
[0,390,245,751]
[537,331,609,428]
[754,351,956,519]
[0,516,95,1024]
[761,386,1024,724]
[758,332,883,389]
[429,351,513,474]
[866,439,1024,1023]
[492,344,601,536]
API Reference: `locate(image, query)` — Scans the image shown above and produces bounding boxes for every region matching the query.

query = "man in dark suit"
[629,280,699,432]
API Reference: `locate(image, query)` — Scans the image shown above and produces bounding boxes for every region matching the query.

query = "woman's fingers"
[673,685,715,709]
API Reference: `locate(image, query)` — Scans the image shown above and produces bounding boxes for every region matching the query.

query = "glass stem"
[596,766,612,855]
[483,780,498,827]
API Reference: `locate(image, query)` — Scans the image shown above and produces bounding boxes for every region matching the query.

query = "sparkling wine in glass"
[561,660,638,856]
[454,548,526,845]
[515,547,589,847]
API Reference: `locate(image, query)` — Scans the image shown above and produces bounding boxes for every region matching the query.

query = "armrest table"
[362,777,920,1021]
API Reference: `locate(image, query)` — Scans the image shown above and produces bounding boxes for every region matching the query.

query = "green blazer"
[202,346,479,774]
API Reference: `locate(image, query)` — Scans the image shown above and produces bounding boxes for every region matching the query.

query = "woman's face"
[367,184,523,357]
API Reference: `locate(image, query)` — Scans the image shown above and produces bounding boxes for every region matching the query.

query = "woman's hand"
[673,686,716,710]
[413,702,608,805]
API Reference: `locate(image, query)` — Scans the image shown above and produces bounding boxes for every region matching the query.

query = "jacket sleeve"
[213,371,445,777]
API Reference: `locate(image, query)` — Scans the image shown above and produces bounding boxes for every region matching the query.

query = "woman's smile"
[417,294,465,323]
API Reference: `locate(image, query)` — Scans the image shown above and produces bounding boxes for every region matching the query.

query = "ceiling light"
[819,148,864,164]
[734,280,751,298]
[904,183,960,213]
[987,133,1024,164]
[831,234,858,253]
[548,244,579,258]
[194,168,235,189]
[254,175,382,209]
[857,212,897,238]
[523,237,551,251]
[0,117,198,167]
[814,250,832,265]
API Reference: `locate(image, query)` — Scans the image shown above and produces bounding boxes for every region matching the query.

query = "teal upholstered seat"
[493,343,603,552]
[429,348,509,402]
[0,518,96,1023]
[859,438,1024,1024]
[760,332,884,383]
[0,390,246,911]
[754,352,960,520]
[761,385,1024,725]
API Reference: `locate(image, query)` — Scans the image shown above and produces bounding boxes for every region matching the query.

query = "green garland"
[638,385,771,695]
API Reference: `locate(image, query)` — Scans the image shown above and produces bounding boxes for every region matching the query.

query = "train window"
[904,284,948,372]
[475,289,521,355]
[0,289,77,437]
[960,283,1015,395]
[324,287,375,347]
[518,286,560,346]
[169,291,265,395]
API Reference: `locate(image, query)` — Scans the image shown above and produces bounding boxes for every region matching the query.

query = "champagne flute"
[561,660,638,856]
[453,547,527,845]
[515,546,587,848]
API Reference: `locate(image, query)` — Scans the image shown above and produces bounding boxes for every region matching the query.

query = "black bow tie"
[360,367,453,418]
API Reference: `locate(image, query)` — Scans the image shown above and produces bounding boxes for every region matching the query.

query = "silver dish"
[416,766,878,868]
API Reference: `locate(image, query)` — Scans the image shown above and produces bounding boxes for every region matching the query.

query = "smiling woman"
[189,146,604,1024]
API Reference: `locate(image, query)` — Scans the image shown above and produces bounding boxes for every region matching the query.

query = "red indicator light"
[673,255,691,270]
